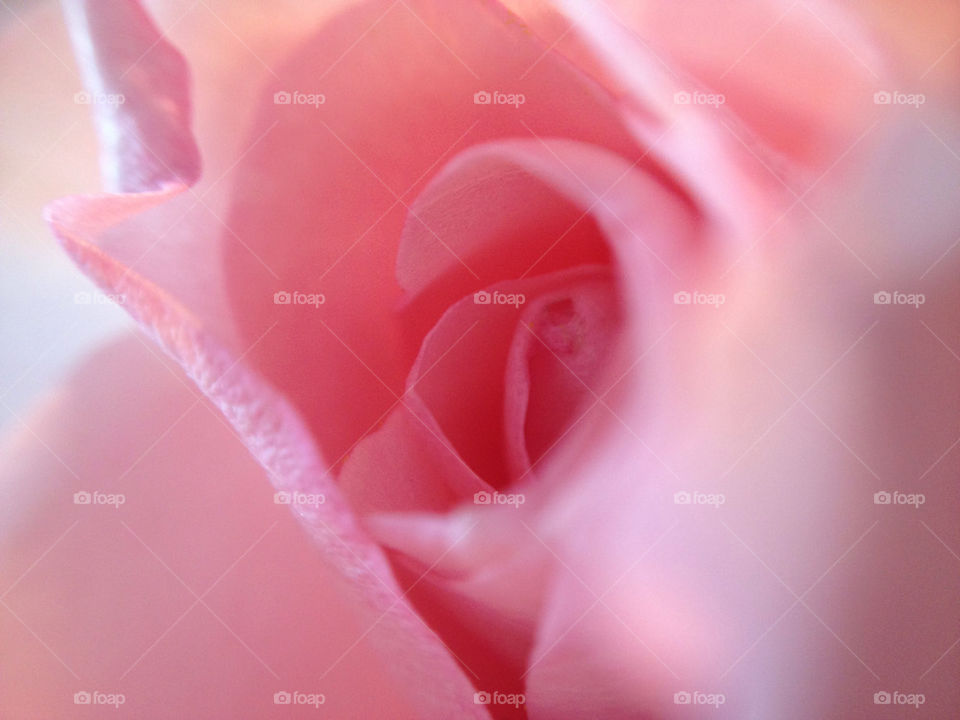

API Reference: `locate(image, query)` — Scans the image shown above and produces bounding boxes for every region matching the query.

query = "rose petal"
[219,0,645,467]
[411,265,615,490]
[340,265,614,515]
[396,151,618,305]
[0,336,486,717]
[519,214,960,718]
[45,2,485,713]
[365,508,551,707]
[371,136,699,571]
[501,0,885,170]
[396,137,696,365]
[338,395,489,517]
[63,0,200,192]
[358,138,701,715]
[503,271,619,479]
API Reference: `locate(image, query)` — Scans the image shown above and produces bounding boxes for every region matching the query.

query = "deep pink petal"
[219,0,644,467]
[356,138,703,716]
[503,270,619,478]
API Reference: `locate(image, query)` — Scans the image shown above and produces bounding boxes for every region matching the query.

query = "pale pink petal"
[0,336,487,717]
[517,190,960,719]
[63,0,200,192]
[366,509,551,708]
[338,396,488,517]
[45,2,485,714]
[396,150,617,304]
[608,0,884,165]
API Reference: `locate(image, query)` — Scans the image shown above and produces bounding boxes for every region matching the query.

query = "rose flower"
[2,0,959,717]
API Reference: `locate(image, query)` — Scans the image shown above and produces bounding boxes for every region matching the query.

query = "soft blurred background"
[1,0,127,423]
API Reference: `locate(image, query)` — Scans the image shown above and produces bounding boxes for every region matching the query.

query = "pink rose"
[3,0,959,717]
